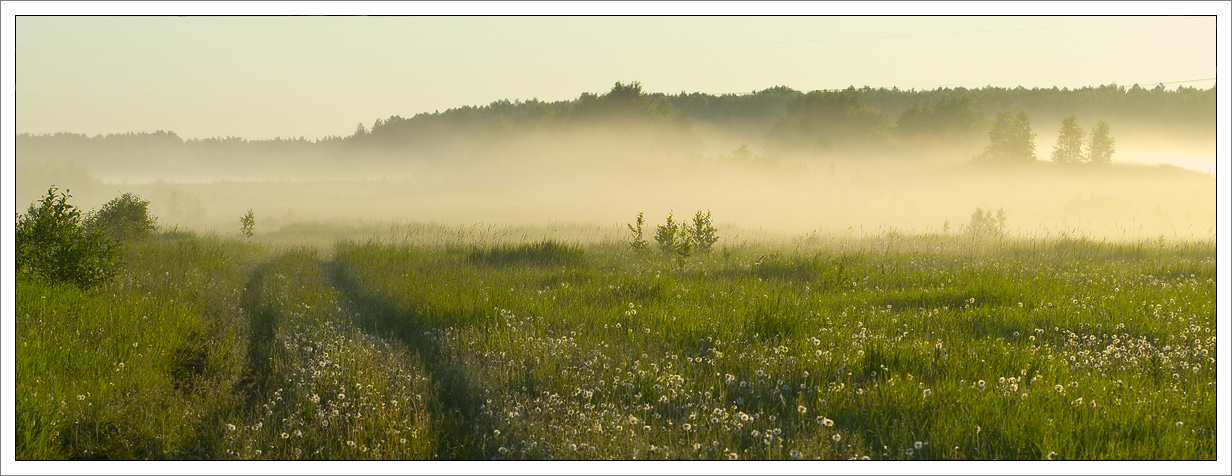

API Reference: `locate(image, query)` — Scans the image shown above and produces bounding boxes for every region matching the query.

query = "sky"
[5,3,1223,141]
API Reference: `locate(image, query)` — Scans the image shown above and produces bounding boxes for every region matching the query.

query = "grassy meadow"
[14,223,1217,461]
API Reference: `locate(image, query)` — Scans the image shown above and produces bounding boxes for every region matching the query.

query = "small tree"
[240,209,256,238]
[627,212,649,252]
[91,192,157,241]
[1087,120,1116,164]
[15,186,116,289]
[691,210,718,253]
[674,221,693,268]
[965,207,1007,238]
[979,110,1036,163]
[655,212,678,254]
[1050,114,1086,164]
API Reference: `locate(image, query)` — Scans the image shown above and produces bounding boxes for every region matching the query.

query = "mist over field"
[16,82,1216,242]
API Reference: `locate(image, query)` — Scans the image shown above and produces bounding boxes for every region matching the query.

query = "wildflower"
[978,380,986,391]
[790,449,803,458]
[281,432,289,439]
[493,429,500,437]
[905,448,914,456]
[1176,421,1184,428]
[832,433,841,442]
[347,440,356,448]
[914,441,923,450]
[682,423,692,431]
[922,389,932,398]
[751,430,760,437]
[1071,397,1083,407]
[226,423,237,431]
[1047,451,1056,460]
[798,405,808,414]
[1055,384,1064,393]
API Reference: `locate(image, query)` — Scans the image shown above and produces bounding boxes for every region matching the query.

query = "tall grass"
[16,227,1216,460]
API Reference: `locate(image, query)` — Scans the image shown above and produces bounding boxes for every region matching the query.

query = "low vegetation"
[15,206,1217,461]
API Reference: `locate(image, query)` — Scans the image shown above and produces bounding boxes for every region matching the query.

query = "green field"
[15,225,1217,461]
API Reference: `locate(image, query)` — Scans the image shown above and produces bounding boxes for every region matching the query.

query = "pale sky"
[5,3,1224,140]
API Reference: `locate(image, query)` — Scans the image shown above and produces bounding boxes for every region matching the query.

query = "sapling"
[627,212,649,251]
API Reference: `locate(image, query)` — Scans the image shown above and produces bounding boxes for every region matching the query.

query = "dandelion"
[1055,384,1064,393]
[281,432,289,439]
[226,423,237,431]
[798,405,808,414]
[682,423,692,431]
[1047,451,1056,460]
[832,433,842,442]
[493,429,500,437]
[751,430,760,438]
[347,440,356,448]
[1176,421,1184,428]
[922,389,932,398]
[977,380,986,391]
[914,441,923,450]
[1071,397,1083,407]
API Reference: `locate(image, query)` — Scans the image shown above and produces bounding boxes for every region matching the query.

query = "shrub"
[966,207,1007,238]
[627,212,649,252]
[691,210,718,253]
[91,192,157,241]
[655,212,679,254]
[15,186,116,289]
[240,209,256,238]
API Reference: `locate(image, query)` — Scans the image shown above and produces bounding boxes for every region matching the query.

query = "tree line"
[16,81,1211,165]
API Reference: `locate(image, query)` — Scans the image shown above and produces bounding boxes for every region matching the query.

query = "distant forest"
[17,82,1216,170]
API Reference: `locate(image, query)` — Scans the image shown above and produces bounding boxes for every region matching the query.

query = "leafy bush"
[655,212,679,254]
[966,207,1007,238]
[15,186,116,289]
[240,209,256,238]
[627,212,649,252]
[91,192,157,241]
[691,210,718,253]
